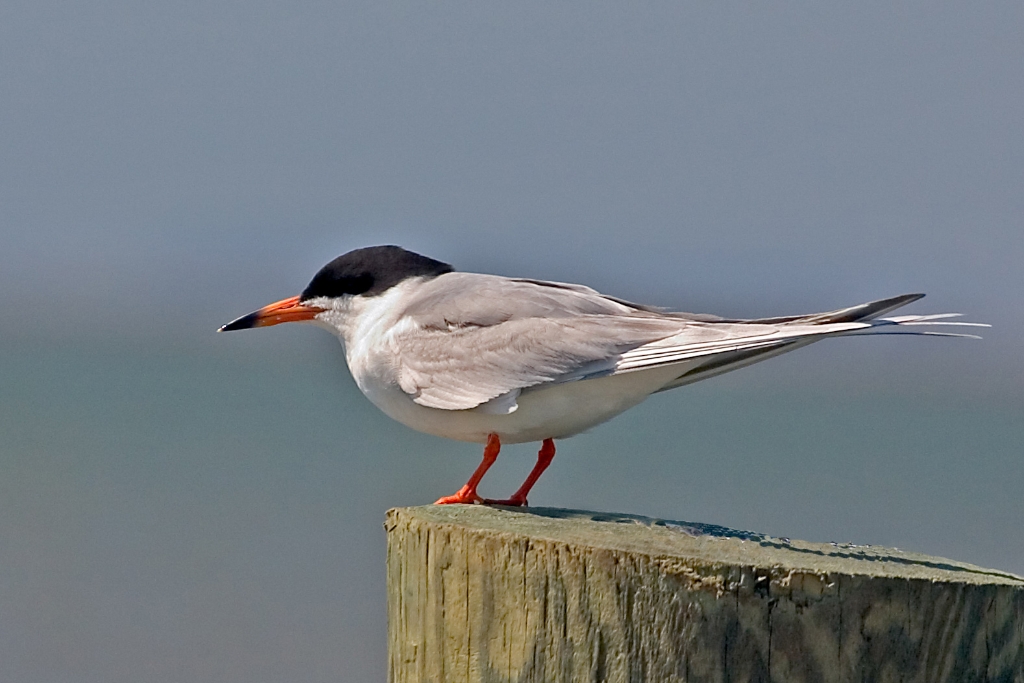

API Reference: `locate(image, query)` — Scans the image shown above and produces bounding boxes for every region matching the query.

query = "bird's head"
[218,245,453,334]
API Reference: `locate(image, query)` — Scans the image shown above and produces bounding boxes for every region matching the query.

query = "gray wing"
[389,276,971,411]
[389,273,774,411]
[391,315,685,411]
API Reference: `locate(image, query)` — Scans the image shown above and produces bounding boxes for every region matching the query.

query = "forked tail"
[651,294,988,391]
[790,294,989,339]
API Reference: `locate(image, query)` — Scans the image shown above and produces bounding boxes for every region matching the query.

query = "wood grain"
[387,505,1024,683]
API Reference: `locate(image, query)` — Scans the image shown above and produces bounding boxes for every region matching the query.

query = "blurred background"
[2,2,1022,681]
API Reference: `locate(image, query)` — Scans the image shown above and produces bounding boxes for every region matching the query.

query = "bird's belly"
[361,364,689,444]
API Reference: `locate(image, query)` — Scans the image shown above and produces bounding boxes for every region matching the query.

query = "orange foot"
[434,485,483,505]
[433,434,501,505]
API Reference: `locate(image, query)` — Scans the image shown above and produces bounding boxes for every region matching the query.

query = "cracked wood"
[386,505,1024,683]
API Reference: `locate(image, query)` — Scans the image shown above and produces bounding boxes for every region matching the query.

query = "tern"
[220,245,986,506]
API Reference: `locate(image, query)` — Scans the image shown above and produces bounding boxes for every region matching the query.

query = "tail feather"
[652,294,987,392]
[747,293,926,325]
[849,313,989,339]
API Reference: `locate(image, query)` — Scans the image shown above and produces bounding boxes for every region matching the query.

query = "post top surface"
[389,505,1024,587]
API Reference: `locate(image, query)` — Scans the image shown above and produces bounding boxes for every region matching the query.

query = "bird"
[219,245,986,506]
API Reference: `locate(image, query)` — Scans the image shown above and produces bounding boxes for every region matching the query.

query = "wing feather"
[391,315,685,410]
[385,275,976,412]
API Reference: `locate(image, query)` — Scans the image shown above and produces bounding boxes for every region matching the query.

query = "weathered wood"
[386,505,1024,683]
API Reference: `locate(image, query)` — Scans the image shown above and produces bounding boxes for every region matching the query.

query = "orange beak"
[218,295,324,332]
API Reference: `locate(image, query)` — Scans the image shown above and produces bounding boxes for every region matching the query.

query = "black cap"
[300,246,454,301]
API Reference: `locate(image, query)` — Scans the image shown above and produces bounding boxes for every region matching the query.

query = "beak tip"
[218,313,259,332]
[220,295,318,333]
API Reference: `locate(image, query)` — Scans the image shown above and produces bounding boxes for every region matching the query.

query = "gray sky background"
[3,2,1022,361]
[2,2,1022,682]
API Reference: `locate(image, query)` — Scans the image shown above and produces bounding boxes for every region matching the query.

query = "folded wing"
[388,277,985,411]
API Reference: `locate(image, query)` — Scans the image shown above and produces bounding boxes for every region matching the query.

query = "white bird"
[219,245,987,506]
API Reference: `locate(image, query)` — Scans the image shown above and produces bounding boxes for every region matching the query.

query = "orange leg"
[434,433,501,505]
[484,438,556,507]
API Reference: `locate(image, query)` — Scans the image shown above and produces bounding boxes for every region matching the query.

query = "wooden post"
[386,505,1024,683]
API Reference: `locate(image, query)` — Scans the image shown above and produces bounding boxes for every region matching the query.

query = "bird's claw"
[434,486,484,505]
